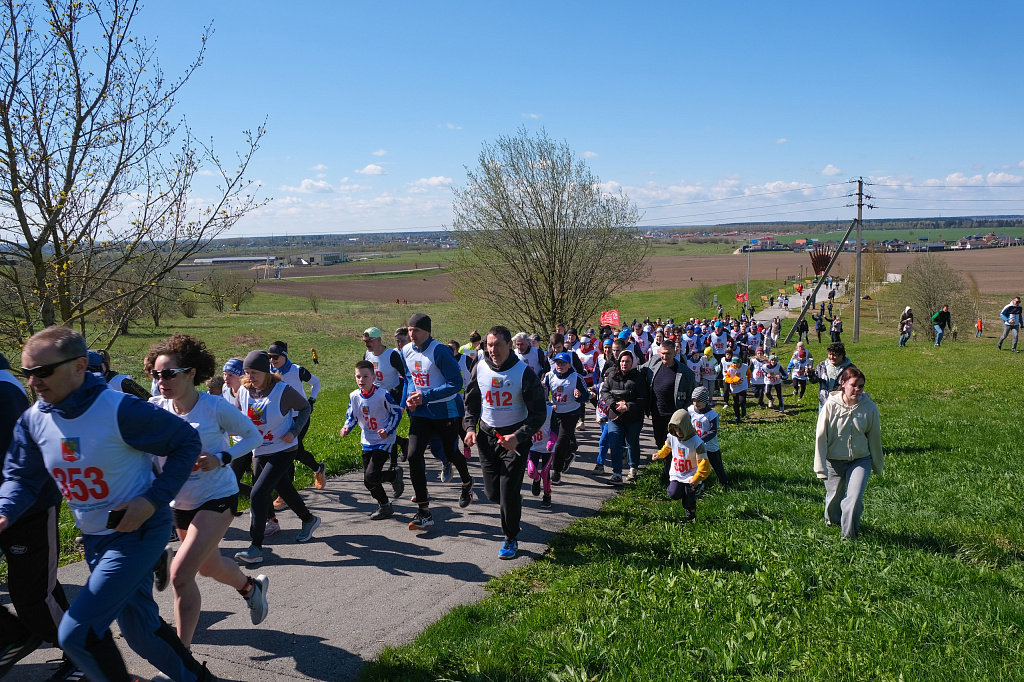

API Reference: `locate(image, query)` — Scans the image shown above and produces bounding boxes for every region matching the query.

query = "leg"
[0,506,68,646]
[823,459,847,527]
[551,412,578,472]
[364,448,396,506]
[624,421,643,471]
[230,452,253,498]
[707,450,728,487]
[171,506,240,647]
[839,458,872,539]
[406,417,433,506]
[606,420,625,475]
[538,451,554,495]
[435,418,472,484]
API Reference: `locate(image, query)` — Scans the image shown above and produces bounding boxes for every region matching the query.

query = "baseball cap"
[363,327,382,339]
[602,339,613,347]
[553,352,573,365]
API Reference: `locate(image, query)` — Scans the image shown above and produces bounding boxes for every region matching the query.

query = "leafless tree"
[450,128,648,336]
[307,291,322,314]
[691,282,714,310]
[899,254,970,340]
[0,0,267,348]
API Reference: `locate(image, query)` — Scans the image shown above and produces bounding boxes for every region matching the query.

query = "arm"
[339,393,359,438]
[689,445,710,484]
[279,385,311,438]
[462,362,482,432]
[867,403,884,475]
[389,350,408,403]
[214,399,263,459]
[700,413,718,445]
[299,366,321,401]
[382,393,404,436]
[0,417,53,527]
[813,403,830,479]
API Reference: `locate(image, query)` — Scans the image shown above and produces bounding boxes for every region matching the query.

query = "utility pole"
[853,178,863,342]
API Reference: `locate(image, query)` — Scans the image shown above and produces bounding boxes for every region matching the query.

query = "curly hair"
[144,333,217,386]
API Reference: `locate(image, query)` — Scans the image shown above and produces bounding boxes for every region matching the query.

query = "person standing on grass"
[339,361,405,521]
[363,326,411,463]
[898,307,914,347]
[997,297,1021,352]
[234,350,320,565]
[402,313,475,531]
[931,305,952,347]
[651,409,708,524]
[814,366,883,540]
[145,334,269,648]
[464,326,547,559]
[813,342,855,410]
[600,351,648,486]
[268,341,326,502]
[0,352,85,682]
[0,326,216,682]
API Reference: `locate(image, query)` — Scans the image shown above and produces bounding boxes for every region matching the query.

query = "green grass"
[358,286,1024,681]
[648,241,740,256]
[774,226,1024,246]
[274,266,448,283]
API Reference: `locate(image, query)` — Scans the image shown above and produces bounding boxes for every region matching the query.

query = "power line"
[872,197,1024,202]
[634,182,849,210]
[644,205,855,226]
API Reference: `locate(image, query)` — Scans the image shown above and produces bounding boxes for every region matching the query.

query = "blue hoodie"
[0,372,201,528]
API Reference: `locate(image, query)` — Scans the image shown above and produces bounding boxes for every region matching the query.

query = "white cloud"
[280,179,334,193]
[821,164,842,176]
[987,171,1023,184]
[445,122,463,130]
[356,164,386,175]
[371,149,387,157]
[776,138,787,145]
[582,151,598,158]
[198,169,215,176]
[522,113,541,119]
[315,173,326,179]
[944,173,985,186]
[1019,160,1024,168]
[311,163,328,171]
[411,176,452,188]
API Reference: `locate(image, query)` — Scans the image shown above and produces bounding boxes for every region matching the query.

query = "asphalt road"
[8,421,646,681]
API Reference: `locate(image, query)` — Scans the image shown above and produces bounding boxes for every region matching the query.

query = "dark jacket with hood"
[600,362,648,424]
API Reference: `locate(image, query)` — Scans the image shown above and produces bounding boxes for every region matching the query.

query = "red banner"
[599,309,620,326]
[735,292,749,302]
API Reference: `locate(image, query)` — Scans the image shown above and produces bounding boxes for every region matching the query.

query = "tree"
[0,0,266,349]
[691,282,714,310]
[863,244,890,285]
[450,128,648,336]
[899,254,969,340]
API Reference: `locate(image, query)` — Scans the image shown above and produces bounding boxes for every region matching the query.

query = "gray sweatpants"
[824,457,871,539]
[997,323,1019,351]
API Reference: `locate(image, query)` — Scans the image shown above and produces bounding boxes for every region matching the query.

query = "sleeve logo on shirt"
[60,437,81,462]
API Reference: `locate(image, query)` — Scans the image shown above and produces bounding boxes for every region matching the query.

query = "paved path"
[8,422,649,681]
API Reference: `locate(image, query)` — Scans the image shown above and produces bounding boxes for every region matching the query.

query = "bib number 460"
[53,467,109,501]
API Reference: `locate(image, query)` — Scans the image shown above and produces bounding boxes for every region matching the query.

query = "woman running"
[145,334,269,648]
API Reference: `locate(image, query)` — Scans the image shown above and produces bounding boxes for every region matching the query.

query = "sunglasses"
[150,367,192,380]
[268,354,281,360]
[20,355,83,379]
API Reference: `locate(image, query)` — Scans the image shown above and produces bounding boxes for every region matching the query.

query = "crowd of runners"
[0,299,888,681]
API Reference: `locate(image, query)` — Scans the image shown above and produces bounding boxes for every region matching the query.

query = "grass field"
[773,226,1024,247]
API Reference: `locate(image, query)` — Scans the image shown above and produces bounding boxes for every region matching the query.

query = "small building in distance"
[306,251,348,266]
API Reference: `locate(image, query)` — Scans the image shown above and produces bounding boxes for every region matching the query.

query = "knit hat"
[703,347,713,356]
[602,339,613,347]
[243,350,272,374]
[268,341,288,356]
[691,386,711,404]
[408,312,431,333]
[87,350,104,373]
[223,358,244,376]
[731,357,741,365]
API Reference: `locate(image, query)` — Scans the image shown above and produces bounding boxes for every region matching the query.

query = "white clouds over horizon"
[356,164,386,175]
[311,163,328,171]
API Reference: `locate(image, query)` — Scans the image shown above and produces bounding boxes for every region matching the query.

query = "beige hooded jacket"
[814,390,883,478]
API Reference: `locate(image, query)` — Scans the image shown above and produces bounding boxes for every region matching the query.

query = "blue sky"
[130,1,1024,236]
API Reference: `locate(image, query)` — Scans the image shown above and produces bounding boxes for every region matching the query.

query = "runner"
[0,326,216,681]
[542,352,588,482]
[339,361,405,520]
[234,350,321,564]
[268,341,326,496]
[762,354,788,413]
[463,325,546,558]
[651,409,708,524]
[787,349,813,402]
[362,327,411,463]
[95,348,151,400]
[688,386,728,489]
[145,334,269,647]
[723,356,749,424]
[458,331,483,361]
[526,404,559,507]
[401,313,475,531]
[513,332,549,377]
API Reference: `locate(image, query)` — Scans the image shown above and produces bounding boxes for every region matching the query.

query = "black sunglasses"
[150,367,193,380]
[20,355,83,379]
[268,354,281,360]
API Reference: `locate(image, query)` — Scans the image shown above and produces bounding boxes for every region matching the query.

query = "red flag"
[735,292,749,302]
[599,309,620,326]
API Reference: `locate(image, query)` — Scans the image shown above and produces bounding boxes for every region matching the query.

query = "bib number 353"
[53,467,109,501]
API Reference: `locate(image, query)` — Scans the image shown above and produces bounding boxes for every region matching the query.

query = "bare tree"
[451,128,648,336]
[0,0,267,348]
[691,282,714,310]
[899,254,970,340]
[863,244,890,285]
[307,291,323,314]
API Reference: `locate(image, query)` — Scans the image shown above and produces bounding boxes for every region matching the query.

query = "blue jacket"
[0,372,201,526]
[403,337,464,420]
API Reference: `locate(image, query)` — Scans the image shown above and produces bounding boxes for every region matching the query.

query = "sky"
[124,1,1024,236]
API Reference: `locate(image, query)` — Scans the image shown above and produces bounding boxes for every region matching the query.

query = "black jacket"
[600,367,648,424]
[640,356,696,417]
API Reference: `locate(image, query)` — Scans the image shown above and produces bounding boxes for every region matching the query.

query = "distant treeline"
[649,216,1024,236]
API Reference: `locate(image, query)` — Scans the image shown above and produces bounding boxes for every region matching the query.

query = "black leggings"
[706,449,729,487]
[363,448,399,505]
[765,384,784,409]
[230,451,254,498]
[250,449,313,547]
[552,412,579,471]
[730,390,747,419]
[793,379,807,399]
[0,506,68,646]
[407,416,471,506]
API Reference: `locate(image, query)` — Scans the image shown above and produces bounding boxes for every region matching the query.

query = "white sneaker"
[628,467,638,480]
[264,518,281,537]
[246,574,270,625]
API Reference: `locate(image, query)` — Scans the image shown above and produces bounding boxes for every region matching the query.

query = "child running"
[689,386,729,489]
[339,361,406,520]
[787,349,813,402]
[526,404,559,508]
[652,409,709,523]
[762,354,788,413]
[723,356,748,424]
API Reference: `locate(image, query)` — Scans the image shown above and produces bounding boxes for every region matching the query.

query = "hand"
[574,388,581,399]
[280,432,296,444]
[196,452,220,472]
[406,391,423,409]
[339,427,349,438]
[464,431,477,447]
[499,434,519,451]
[376,428,388,438]
[0,515,7,534]
[308,398,316,413]
[615,400,628,413]
[113,496,156,533]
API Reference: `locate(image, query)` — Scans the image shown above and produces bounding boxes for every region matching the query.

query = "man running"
[464,326,546,559]
[997,297,1021,352]
[0,327,216,681]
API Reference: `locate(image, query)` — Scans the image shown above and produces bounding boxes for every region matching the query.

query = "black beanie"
[268,341,288,356]
[243,350,272,373]
[408,312,431,334]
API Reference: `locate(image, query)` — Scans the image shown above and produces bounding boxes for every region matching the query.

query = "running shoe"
[681,510,697,524]
[463,444,472,460]
[551,470,561,484]
[264,518,281,537]
[459,479,474,508]
[153,546,173,592]
[540,495,552,508]
[44,655,86,681]
[391,466,405,499]
[272,496,287,511]
[246,574,270,625]
[409,510,434,531]
[439,463,453,483]
[399,439,409,462]
[531,478,541,496]
[234,545,264,564]
[296,515,321,543]
[313,462,327,490]
[370,503,394,520]
[628,467,637,481]
[607,474,624,485]
[561,451,576,473]
[498,539,518,560]
[0,634,41,677]
[410,493,429,504]
[593,464,606,474]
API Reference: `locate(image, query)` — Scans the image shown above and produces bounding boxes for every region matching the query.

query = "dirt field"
[254,249,1022,303]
